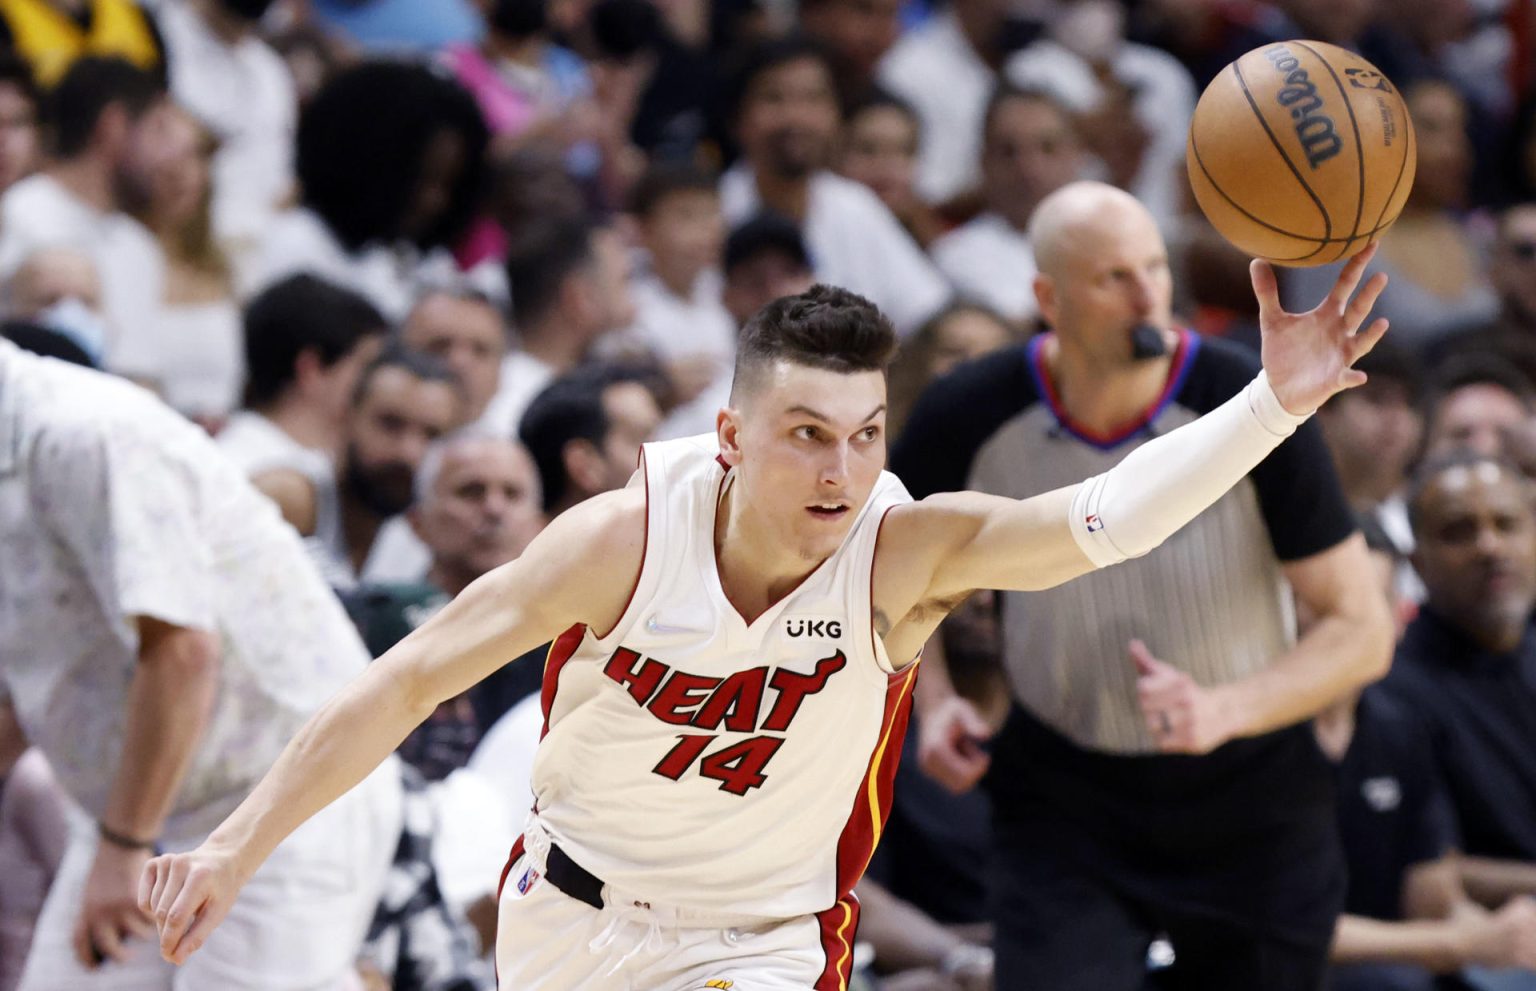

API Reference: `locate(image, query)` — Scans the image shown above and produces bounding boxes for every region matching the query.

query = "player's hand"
[1130,640,1237,755]
[74,842,157,967]
[138,845,246,965]
[1461,896,1536,970]
[918,696,992,794]
[1251,242,1390,416]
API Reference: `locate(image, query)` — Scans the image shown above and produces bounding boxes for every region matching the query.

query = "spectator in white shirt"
[121,104,243,429]
[156,0,297,260]
[0,57,170,374]
[479,218,636,439]
[931,84,1085,327]
[877,0,1010,207]
[0,54,39,199]
[624,161,735,410]
[218,274,387,584]
[0,338,401,991]
[836,88,944,250]
[719,36,951,335]
[247,61,489,322]
[401,288,510,430]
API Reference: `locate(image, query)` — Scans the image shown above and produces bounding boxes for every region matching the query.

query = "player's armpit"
[880,487,1095,609]
[382,484,648,714]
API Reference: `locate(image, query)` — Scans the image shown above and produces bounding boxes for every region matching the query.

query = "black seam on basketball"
[1190,137,1327,260]
[1295,41,1367,263]
[1231,59,1332,241]
[1371,96,1413,238]
[1190,133,1401,244]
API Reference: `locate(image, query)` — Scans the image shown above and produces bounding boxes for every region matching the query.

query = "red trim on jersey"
[832,663,919,895]
[1030,328,1194,446]
[814,892,861,990]
[539,624,587,741]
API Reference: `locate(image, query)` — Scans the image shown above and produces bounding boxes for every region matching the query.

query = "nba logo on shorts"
[516,866,541,895]
[1085,514,1104,533]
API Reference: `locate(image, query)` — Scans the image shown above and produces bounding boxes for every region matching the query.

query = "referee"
[891,183,1394,990]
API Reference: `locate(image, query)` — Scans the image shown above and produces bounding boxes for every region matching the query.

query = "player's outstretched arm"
[900,244,1389,605]
[137,486,646,966]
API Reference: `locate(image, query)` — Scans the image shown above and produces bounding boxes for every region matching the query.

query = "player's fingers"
[159,882,206,957]
[1327,243,1379,311]
[170,905,222,966]
[1249,259,1281,323]
[154,857,190,921]
[1348,318,1391,363]
[1343,272,1389,332]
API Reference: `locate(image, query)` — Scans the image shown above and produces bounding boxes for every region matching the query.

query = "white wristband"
[1247,370,1310,436]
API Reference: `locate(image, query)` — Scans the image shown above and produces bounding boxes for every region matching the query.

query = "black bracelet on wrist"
[98,821,157,851]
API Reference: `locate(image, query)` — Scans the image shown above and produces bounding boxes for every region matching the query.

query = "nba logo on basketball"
[516,866,540,895]
[1085,514,1104,533]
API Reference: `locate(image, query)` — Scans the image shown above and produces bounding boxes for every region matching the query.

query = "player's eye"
[794,425,819,441]
[857,426,880,442]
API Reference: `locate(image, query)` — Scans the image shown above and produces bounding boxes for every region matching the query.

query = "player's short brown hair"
[731,284,897,400]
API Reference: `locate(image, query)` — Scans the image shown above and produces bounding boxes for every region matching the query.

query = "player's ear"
[718,405,745,467]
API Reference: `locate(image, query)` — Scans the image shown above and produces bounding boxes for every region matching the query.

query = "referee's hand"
[918,696,992,793]
[1130,639,1237,755]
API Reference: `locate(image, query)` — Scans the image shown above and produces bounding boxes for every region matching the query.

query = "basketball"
[1186,40,1417,267]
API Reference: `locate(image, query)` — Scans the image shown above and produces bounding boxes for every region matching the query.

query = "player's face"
[1038,202,1172,365]
[725,361,887,563]
[1412,463,1536,642]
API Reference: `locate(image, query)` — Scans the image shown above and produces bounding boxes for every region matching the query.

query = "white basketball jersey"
[529,434,918,918]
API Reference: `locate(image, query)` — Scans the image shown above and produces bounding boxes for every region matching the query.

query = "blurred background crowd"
[2,0,1536,989]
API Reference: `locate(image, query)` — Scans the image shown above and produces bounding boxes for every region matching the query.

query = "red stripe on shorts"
[813,892,860,990]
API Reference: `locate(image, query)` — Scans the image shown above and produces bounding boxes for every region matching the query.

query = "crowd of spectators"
[2,0,1536,989]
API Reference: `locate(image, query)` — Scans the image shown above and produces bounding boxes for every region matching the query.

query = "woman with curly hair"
[247,60,490,320]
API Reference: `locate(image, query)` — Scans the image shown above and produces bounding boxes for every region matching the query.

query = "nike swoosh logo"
[645,615,701,635]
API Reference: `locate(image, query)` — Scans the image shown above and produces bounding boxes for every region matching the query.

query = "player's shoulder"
[541,483,649,564]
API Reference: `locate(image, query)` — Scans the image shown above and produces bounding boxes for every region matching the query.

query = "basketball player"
[142,182,1392,989]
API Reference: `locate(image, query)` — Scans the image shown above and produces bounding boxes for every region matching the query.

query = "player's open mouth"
[806,503,849,519]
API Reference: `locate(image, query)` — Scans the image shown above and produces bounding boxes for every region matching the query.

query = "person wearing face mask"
[154,0,298,260]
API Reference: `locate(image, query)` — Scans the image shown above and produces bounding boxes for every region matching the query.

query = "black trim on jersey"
[889,337,1355,564]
